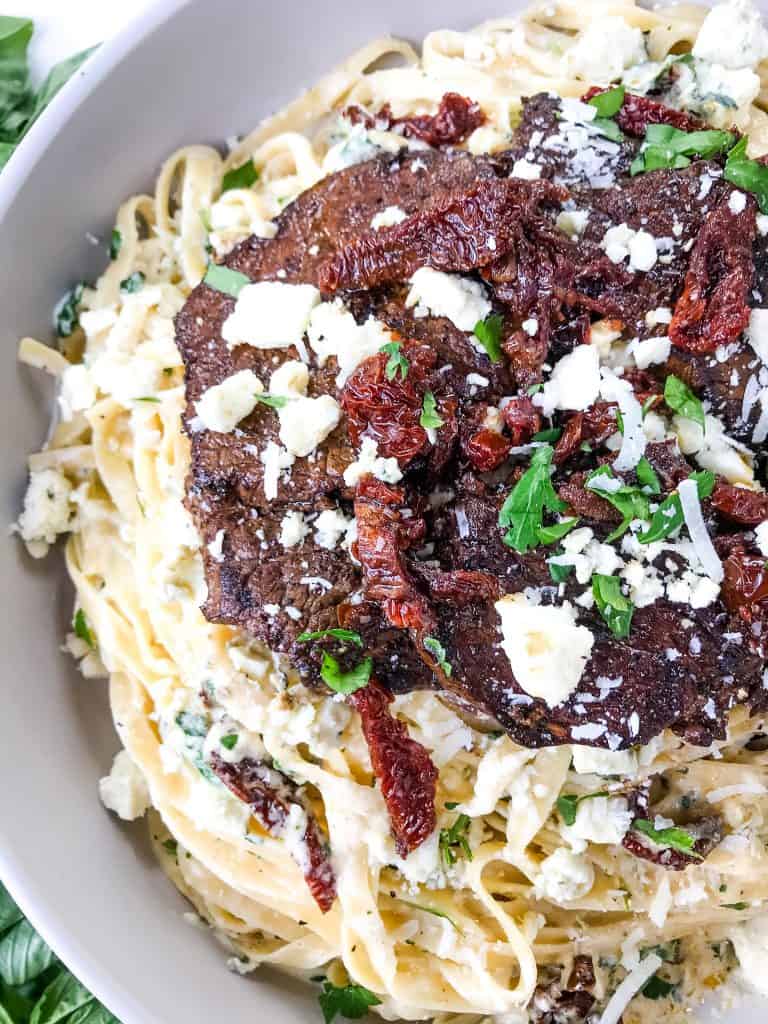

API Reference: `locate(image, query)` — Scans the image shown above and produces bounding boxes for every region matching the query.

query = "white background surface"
[5,1,155,82]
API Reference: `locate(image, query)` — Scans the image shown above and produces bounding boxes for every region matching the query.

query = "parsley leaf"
[221,158,259,193]
[203,263,250,297]
[254,393,289,409]
[161,838,178,856]
[424,636,452,676]
[109,229,122,261]
[536,516,579,545]
[638,470,715,543]
[380,340,409,381]
[586,466,650,541]
[722,901,749,911]
[498,444,567,553]
[642,975,677,1000]
[297,628,364,647]
[636,456,661,495]
[73,609,95,649]
[587,85,625,118]
[420,391,444,430]
[54,282,84,337]
[320,653,372,695]
[556,790,610,826]
[632,818,701,857]
[119,271,145,294]
[318,982,381,1024]
[664,374,705,429]
[439,813,473,867]
[592,573,635,638]
[473,313,503,363]
[724,136,768,213]
[220,734,238,751]
[631,124,734,175]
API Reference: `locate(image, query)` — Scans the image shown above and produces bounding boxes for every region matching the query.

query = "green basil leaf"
[29,969,93,1024]
[0,920,56,986]
[556,790,610,826]
[592,117,623,142]
[664,374,705,429]
[320,653,372,695]
[221,158,258,193]
[587,85,625,118]
[108,229,122,261]
[254,393,288,409]
[724,136,768,214]
[0,882,22,934]
[633,124,734,174]
[318,982,381,1024]
[72,609,95,649]
[473,313,503,363]
[636,456,661,495]
[549,560,574,583]
[438,813,472,867]
[420,390,444,430]
[203,264,250,298]
[380,340,409,381]
[424,636,452,676]
[536,516,578,545]
[28,46,96,125]
[220,734,238,751]
[531,427,562,443]
[632,818,701,857]
[592,573,634,638]
[585,466,650,541]
[638,470,715,544]
[297,628,363,647]
[642,975,677,1000]
[119,271,144,294]
[498,444,567,553]
[54,283,84,338]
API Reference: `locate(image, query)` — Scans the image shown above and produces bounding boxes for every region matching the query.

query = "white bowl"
[0,2,764,1022]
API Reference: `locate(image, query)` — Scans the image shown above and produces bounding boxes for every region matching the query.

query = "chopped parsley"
[161,838,178,856]
[320,653,372,695]
[642,975,677,1000]
[631,124,735,175]
[221,158,259,193]
[636,456,661,495]
[722,901,749,911]
[380,340,409,381]
[592,573,634,638]
[498,444,566,553]
[400,900,460,930]
[175,711,208,738]
[424,636,452,676]
[220,734,238,751]
[254,393,289,409]
[724,136,768,213]
[298,628,364,647]
[119,270,145,294]
[638,470,715,544]
[318,982,382,1024]
[133,396,160,403]
[420,391,444,430]
[586,465,650,541]
[587,85,625,118]
[203,263,251,297]
[54,282,84,337]
[73,608,95,649]
[109,228,122,260]
[632,819,701,857]
[473,313,503,363]
[556,790,609,826]
[438,813,473,867]
[664,374,705,429]
[536,516,579,546]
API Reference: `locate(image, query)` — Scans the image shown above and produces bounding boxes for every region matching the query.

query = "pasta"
[16,1,768,1021]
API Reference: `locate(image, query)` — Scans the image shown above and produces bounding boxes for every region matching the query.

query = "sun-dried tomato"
[430,569,500,604]
[342,341,434,464]
[210,753,336,912]
[553,402,619,464]
[711,481,768,525]
[720,539,768,612]
[319,178,565,292]
[350,678,438,855]
[463,427,512,470]
[669,193,756,353]
[345,92,486,147]
[557,472,622,523]
[582,87,705,136]
[502,395,541,445]
[622,815,723,871]
[643,440,692,490]
[354,475,435,632]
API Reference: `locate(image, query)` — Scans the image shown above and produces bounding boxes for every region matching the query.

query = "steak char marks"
[177,92,768,756]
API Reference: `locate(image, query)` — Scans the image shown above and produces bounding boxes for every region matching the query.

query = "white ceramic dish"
[0,2,764,1022]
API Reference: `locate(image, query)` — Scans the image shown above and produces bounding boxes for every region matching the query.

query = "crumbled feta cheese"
[510,158,542,179]
[730,914,768,997]
[269,360,308,397]
[627,335,671,369]
[693,0,768,69]
[279,510,308,548]
[279,394,341,457]
[729,190,748,214]
[755,520,768,555]
[18,468,73,548]
[207,529,225,562]
[571,745,638,776]
[534,847,594,903]
[371,205,407,230]
[556,209,590,238]
[747,307,768,364]
[194,369,264,433]
[343,436,402,486]
[684,60,761,128]
[757,214,768,236]
[406,268,491,331]
[562,796,633,848]
[59,364,97,421]
[521,318,538,336]
[260,442,294,501]
[307,300,392,385]
[602,224,658,272]
[99,749,150,821]
[314,508,354,550]
[533,344,601,416]
[599,368,646,471]
[495,594,594,707]
[221,282,320,353]
[645,307,672,328]
[566,16,646,84]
